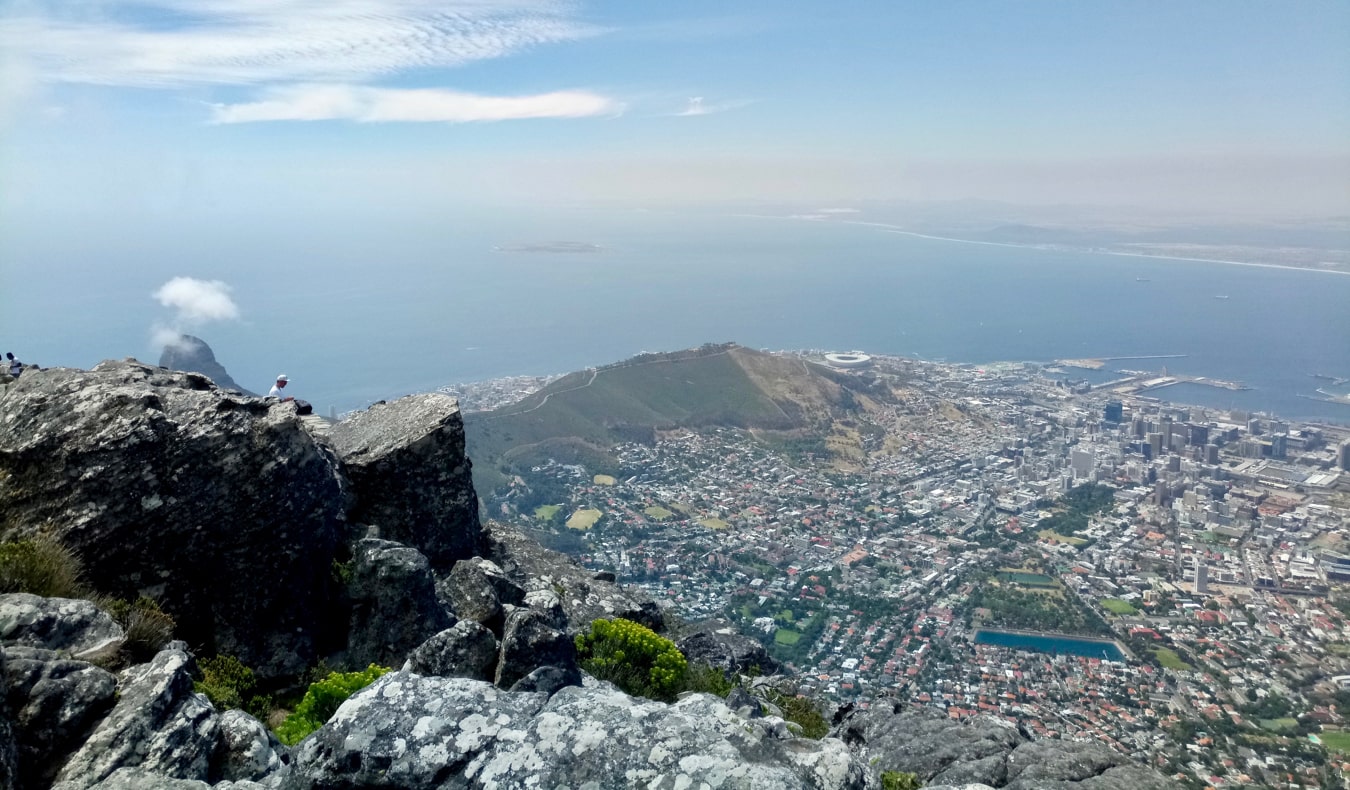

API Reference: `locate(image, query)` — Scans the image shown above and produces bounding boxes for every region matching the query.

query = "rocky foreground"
[0,360,1178,789]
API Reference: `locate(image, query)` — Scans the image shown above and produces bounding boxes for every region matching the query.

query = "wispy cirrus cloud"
[673,96,753,117]
[0,1,603,88]
[210,84,622,123]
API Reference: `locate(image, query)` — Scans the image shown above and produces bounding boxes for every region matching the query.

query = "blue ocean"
[4,206,1349,421]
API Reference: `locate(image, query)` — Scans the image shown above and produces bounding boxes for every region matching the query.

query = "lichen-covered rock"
[435,557,523,635]
[677,620,781,676]
[284,673,549,788]
[507,665,580,696]
[486,521,663,635]
[54,648,219,790]
[345,539,452,669]
[84,767,272,789]
[212,710,286,783]
[4,646,117,788]
[0,594,125,661]
[327,394,482,570]
[0,361,347,678]
[405,621,498,681]
[285,672,869,789]
[494,600,577,690]
[0,648,17,790]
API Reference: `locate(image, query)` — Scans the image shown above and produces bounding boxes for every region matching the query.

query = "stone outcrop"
[344,539,452,670]
[435,557,523,636]
[835,703,1179,790]
[54,648,219,789]
[486,521,663,635]
[493,591,578,690]
[0,594,125,661]
[158,335,255,396]
[3,646,117,788]
[327,394,482,570]
[0,361,347,677]
[212,710,286,784]
[405,621,498,681]
[677,619,781,676]
[284,672,866,789]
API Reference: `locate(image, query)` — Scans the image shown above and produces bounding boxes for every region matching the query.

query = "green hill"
[463,343,877,499]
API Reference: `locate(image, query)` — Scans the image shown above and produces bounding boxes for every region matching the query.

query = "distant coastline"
[736,213,1350,276]
[493,241,605,254]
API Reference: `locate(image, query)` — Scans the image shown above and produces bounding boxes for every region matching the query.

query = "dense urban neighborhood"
[457,352,1350,789]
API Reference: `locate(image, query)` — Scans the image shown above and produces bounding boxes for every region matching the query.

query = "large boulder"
[0,649,16,790]
[211,709,287,784]
[54,647,219,790]
[493,591,578,690]
[345,539,452,670]
[327,394,482,570]
[3,646,117,788]
[0,361,348,677]
[285,672,868,789]
[0,594,125,661]
[486,521,663,635]
[405,621,498,681]
[435,557,524,635]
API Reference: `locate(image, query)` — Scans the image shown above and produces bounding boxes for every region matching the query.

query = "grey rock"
[494,604,577,690]
[507,665,580,696]
[284,672,867,789]
[327,394,483,570]
[0,593,125,660]
[158,335,255,396]
[212,710,286,783]
[4,645,117,788]
[0,648,17,790]
[86,767,213,789]
[677,620,781,676]
[54,648,219,790]
[1003,740,1178,790]
[284,673,549,788]
[725,685,762,718]
[435,557,523,635]
[345,539,451,669]
[486,521,663,635]
[0,361,347,678]
[405,620,498,681]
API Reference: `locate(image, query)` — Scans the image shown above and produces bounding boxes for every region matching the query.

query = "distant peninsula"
[493,241,605,254]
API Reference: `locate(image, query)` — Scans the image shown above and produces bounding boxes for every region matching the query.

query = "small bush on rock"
[0,536,86,598]
[275,664,391,746]
[881,770,922,790]
[575,618,687,702]
[764,688,829,739]
[195,655,256,711]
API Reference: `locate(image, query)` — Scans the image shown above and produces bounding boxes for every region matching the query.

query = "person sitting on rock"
[268,374,294,402]
[6,353,21,379]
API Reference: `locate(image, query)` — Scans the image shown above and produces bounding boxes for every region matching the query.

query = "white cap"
[276,374,288,382]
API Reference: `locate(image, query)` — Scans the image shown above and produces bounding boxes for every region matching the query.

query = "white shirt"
[269,382,287,398]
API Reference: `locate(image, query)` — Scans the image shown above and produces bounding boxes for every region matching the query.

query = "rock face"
[435,557,523,635]
[327,394,482,570]
[158,335,255,396]
[285,672,867,789]
[493,591,578,690]
[213,709,286,783]
[345,539,452,669]
[835,704,1180,790]
[405,621,498,681]
[0,361,347,677]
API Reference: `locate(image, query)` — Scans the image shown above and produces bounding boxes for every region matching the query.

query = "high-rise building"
[1103,401,1123,423]
[1195,564,1209,594]
[1340,439,1350,472]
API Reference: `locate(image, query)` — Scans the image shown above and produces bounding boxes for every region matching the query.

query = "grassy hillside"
[463,344,862,499]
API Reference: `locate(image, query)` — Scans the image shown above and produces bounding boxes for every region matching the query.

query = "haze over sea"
[5,207,1349,423]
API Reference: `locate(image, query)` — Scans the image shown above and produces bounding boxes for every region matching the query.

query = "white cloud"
[154,277,240,322]
[0,1,601,88]
[674,96,751,117]
[210,84,621,124]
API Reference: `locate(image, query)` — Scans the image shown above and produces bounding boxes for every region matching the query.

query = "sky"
[1,0,1348,218]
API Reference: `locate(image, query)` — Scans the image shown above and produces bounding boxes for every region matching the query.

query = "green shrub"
[195,655,256,711]
[575,618,688,702]
[881,771,922,790]
[682,663,736,697]
[0,537,86,598]
[96,594,176,664]
[765,688,829,739]
[275,664,391,746]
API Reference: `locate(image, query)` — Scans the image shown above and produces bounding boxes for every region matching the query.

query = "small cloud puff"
[154,277,240,322]
[674,96,752,117]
